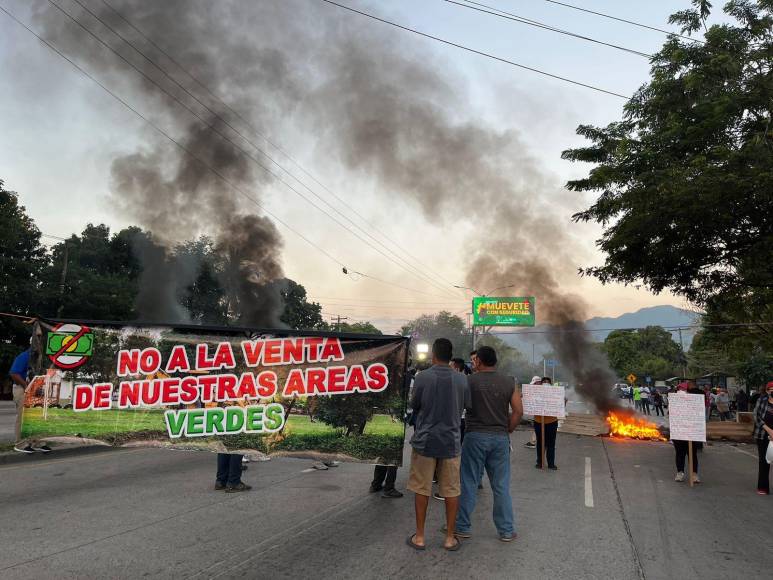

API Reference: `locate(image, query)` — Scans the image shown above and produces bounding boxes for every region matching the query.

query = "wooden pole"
[688,441,694,487]
[541,419,546,469]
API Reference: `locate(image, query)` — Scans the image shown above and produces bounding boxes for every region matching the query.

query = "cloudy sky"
[0,1,702,331]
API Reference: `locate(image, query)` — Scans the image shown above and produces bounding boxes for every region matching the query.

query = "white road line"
[584,456,594,508]
[730,445,758,459]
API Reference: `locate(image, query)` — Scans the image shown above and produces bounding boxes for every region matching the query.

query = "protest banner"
[21,319,410,465]
[668,392,706,487]
[522,383,565,469]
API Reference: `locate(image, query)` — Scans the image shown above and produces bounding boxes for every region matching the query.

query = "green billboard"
[472,296,535,326]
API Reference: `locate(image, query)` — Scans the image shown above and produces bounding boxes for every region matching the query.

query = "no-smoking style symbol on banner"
[45,323,94,370]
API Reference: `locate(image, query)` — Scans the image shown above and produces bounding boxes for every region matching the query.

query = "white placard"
[522,384,566,418]
[668,393,706,442]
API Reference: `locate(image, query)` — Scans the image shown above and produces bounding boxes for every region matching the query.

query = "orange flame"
[606,412,666,441]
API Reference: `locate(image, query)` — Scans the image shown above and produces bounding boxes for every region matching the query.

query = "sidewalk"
[0,400,15,443]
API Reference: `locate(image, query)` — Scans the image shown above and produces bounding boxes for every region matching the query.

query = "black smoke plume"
[34,0,616,408]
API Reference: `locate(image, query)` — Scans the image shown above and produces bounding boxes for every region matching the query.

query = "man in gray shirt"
[406,338,469,552]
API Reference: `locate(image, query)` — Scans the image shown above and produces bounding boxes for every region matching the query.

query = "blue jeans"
[455,431,514,537]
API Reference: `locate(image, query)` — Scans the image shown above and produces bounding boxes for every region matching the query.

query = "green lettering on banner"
[225,407,245,433]
[206,407,225,434]
[164,410,187,438]
[265,403,285,431]
[187,409,205,435]
[245,406,264,432]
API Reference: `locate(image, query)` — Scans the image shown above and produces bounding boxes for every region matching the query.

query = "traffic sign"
[46,323,93,370]
[545,359,558,368]
[627,373,637,384]
[645,375,652,384]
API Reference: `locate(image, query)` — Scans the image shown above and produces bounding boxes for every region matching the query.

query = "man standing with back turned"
[455,346,522,542]
[406,338,468,552]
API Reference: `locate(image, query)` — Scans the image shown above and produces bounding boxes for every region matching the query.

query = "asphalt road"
[1,427,771,580]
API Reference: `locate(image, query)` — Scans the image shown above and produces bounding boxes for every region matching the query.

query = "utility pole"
[330,314,349,332]
[678,327,687,379]
[56,241,69,318]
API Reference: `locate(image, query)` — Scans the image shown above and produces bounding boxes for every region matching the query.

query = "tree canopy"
[603,326,684,380]
[562,0,773,306]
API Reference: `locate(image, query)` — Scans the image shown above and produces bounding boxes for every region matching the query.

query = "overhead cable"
[0,3,453,301]
[446,0,651,58]
[318,0,629,99]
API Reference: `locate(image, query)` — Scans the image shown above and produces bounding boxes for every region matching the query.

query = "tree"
[0,181,48,397]
[400,311,470,357]
[38,224,142,320]
[476,334,540,383]
[603,326,683,380]
[339,321,383,335]
[279,279,325,330]
[174,237,229,325]
[562,1,773,307]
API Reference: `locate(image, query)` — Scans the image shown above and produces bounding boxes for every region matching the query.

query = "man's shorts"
[407,449,461,497]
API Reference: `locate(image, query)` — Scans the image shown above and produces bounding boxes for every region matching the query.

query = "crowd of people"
[7,338,773,545]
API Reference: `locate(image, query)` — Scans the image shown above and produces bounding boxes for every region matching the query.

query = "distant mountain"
[496,304,701,362]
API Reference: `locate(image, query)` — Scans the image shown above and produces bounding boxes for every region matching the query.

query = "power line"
[45,0,458,298]
[487,322,773,335]
[97,0,460,294]
[0,3,453,301]
[318,0,628,99]
[540,0,704,44]
[446,0,651,58]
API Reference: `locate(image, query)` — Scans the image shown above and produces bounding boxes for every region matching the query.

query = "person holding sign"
[533,377,561,470]
[752,381,773,495]
[670,383,704,484]
[454,346,522,543]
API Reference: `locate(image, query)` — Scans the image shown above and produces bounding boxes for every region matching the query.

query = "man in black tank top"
[455,346,523,542]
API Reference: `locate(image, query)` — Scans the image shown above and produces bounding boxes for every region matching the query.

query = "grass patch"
[21,408,403,439]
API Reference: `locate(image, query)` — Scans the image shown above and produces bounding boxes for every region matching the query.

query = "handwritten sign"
[522,384,565,418]
[668,393,706,442]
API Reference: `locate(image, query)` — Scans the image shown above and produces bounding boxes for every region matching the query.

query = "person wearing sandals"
[752,381,773,495]
[406,339,469,552]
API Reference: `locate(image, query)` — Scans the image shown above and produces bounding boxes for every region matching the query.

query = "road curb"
[0,444,118,466]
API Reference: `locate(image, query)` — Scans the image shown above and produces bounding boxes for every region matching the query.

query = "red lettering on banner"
[263,339,282,365]
[347,365,368,393]
[118,381,140,408]
[284,338,305,364]
[73,385,93,411]
[117,350,139,376]
[212,343,236,369]
[367,363,389,392]
[237,373,258,399]
[241,341,264,367]
[142,380,161,405]
[179,377,199,404]
[199,376,217,402]
[93,383,112,409]
[140,349,161,374]
[307,368,328,394]
[306,337,324,363]
[320,339,344,362]
[165,346,190,373]
[159,378,180,404]
[257,371,277,397]
[216,374,238,401]
[283,369,306,397]
[327,366,347,393]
